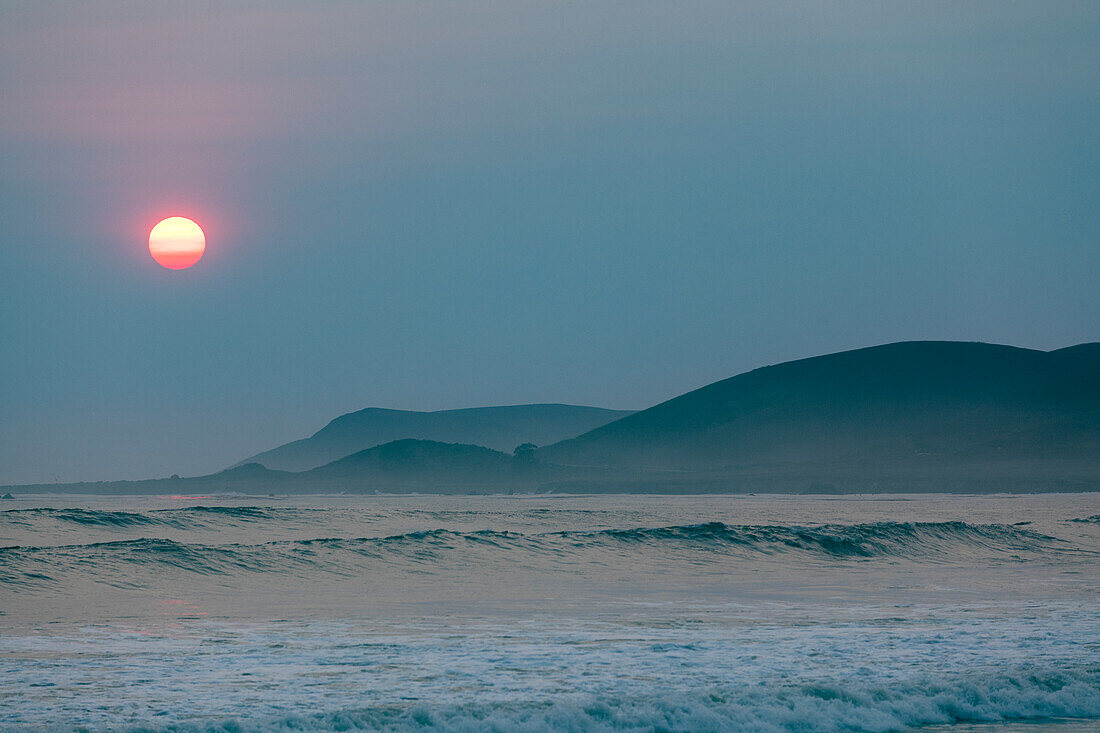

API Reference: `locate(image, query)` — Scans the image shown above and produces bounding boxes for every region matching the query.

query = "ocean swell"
[559,520,1058,558]
[0,507,172,528]
[0,505,310,529]
[0,521,1071,588]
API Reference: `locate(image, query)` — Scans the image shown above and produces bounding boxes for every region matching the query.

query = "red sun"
[149,217,206,270]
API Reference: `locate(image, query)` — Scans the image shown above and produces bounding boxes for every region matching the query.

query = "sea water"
[1,493,1097,732]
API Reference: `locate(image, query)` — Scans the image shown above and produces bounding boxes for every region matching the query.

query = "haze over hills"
[5,341,1097,494]
[234,404,635,472]
[6,441,566,495]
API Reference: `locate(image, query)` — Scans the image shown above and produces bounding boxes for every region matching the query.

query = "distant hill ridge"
[538,340,1100,474]
[234,403,634,472]
[6,341,1096,495]
[311,439,511,478]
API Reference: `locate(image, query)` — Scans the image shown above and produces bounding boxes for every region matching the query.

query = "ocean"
[1,492,1097,732]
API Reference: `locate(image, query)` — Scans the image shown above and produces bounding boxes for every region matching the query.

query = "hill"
[3,441,567,495]
[235,404,634,472]
[305,439,514,488]
[537,341,1100,491]
[5,342,1096,495]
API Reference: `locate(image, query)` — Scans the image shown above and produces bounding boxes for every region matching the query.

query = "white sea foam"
[1,493,1097,731]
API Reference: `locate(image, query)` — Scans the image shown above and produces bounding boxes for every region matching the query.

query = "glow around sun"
[149,217,206,270]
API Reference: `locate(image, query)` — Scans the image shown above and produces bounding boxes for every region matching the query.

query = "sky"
[1,2,1097,484]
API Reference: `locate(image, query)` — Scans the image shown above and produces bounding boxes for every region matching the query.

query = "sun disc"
[149,217,206,270]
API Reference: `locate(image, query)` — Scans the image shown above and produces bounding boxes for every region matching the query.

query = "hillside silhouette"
[235,404,634,472]
[5,342,1096,494]
[537,341,1099,491]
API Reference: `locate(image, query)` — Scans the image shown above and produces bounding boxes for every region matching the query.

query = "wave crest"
[567,520,1060,558]
[0,505,307,529]
[1,521,1071,589]
[0,507,170,528]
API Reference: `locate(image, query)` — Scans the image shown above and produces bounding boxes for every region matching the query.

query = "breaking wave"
[1,521,1072,588]
[557,520,1059,558]
[0,507,170,528]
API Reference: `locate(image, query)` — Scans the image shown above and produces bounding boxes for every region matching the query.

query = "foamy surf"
[10,670,1098,732]
[1,493,1097,732]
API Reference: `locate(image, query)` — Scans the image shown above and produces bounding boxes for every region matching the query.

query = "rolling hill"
[304,439,515,489]
[5,342,1096,495]
[537,341,1100,490]
[235,403,634,472]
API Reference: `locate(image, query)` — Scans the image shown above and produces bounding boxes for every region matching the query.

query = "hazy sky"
[1,2,1097,484]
